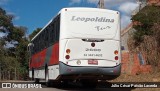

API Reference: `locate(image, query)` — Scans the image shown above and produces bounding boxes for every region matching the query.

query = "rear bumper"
[59,62,121,80]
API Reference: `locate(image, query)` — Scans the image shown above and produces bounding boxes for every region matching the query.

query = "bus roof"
[60,7,119,14]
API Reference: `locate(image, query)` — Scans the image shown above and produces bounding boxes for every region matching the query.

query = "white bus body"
[28,8,121,86]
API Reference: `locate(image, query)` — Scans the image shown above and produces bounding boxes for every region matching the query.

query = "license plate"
[88,59,98,65]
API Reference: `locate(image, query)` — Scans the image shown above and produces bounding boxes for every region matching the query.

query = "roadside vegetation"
[128,5,160,71]
[0,7,29,80]
[0,7,42,80]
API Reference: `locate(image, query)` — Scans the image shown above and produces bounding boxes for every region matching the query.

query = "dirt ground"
[111,72,160,82]
[1,72,160,91]
[109,72,160,91]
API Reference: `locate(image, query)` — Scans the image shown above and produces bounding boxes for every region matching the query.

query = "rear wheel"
[81,79,97,88]
[35,78,39,83]
[60,80,70,87]
[45,66,51,87]
[31,68,34,80]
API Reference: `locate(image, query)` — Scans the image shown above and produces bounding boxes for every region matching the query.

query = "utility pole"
[98,0,105,9]
[15,67,17,80]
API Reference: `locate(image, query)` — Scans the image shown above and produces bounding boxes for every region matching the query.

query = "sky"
[0,0,139,35]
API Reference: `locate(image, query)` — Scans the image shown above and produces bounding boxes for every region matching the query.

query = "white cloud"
[69,0,137,7]
[86,0,136,8]
[14,16,20,20]
[7,12,20,21]
[0,32,7,38]
[4,41,14,48]
[68,0,139,30]
[118,2,138,15]
[121,15,131,29]
[118,2,138,29]
[69,0,81,5]
[0,0,9,5]
[87,0,98,4]
[4,40,18,48]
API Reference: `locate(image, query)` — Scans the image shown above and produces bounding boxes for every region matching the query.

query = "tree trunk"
[15,68,16,80]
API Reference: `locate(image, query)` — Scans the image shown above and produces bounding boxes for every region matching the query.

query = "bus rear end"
[59,8,121,81]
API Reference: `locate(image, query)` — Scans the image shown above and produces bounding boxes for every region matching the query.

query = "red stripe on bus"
[30,43,59,69]
[39,48,47,67]
[49,43,59,65]
[30,48,47,69]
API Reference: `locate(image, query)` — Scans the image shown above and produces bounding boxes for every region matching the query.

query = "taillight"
[66,49,71,54]
[65,55,70,59]
[115,56,118,60]
[114,50,118,55]
[65,49,71,59]
[114,50,119,61]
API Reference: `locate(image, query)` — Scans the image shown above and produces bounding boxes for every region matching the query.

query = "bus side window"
[32,41,35,54]
[54,20,57,43]
[41,31,45,49]
[48,25,52,46]
[40,33,42,50]
[44,29,47,48]
[51,23,55,44]
[55,16,60,42]
[46,29,49,48]
[57,16,60,41]
[35,38,38,53]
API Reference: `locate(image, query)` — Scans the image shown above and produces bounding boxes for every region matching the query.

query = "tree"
[29,28,41,40]
[0,7,29,80]
[131,6,160,44]
[0,8,13,33]
[129,5,160,70]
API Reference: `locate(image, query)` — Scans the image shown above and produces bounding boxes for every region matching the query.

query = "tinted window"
[32,14,60,55]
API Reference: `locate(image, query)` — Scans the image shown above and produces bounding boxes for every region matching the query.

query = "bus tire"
[45,65,51,87]
[81,80,97,88]
[35,78,39,83]
[32,68,34,80]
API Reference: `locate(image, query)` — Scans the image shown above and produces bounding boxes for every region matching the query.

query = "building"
[148,0,160,6]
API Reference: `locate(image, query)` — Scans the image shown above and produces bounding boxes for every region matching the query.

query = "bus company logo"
[2,83,12,88]
[71,16,114,23]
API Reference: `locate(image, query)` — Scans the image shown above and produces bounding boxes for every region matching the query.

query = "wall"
[148,0,160,6]
[121,51,152,75]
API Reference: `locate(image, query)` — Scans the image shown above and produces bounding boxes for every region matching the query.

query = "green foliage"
[0,7,29,80]
[130,5,160,69]
[0,8,13,33]
[16,38,29,68]
[131,6,160,44]
[132,6,160,25]
[29,28,41,40]
[7,27,25,41]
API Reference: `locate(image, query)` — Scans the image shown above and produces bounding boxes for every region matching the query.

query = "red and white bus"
[28,7,121,87]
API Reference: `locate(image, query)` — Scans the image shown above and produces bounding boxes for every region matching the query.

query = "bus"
[28,7,121,87]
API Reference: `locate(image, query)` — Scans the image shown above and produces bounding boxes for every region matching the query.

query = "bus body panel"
[59,62,121,77]
[29,65,59,80]
[60,8,120,40]
[58,8,121,79]
[29,43,60,80]
[59,39,121,67]
[30,43,59,69]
